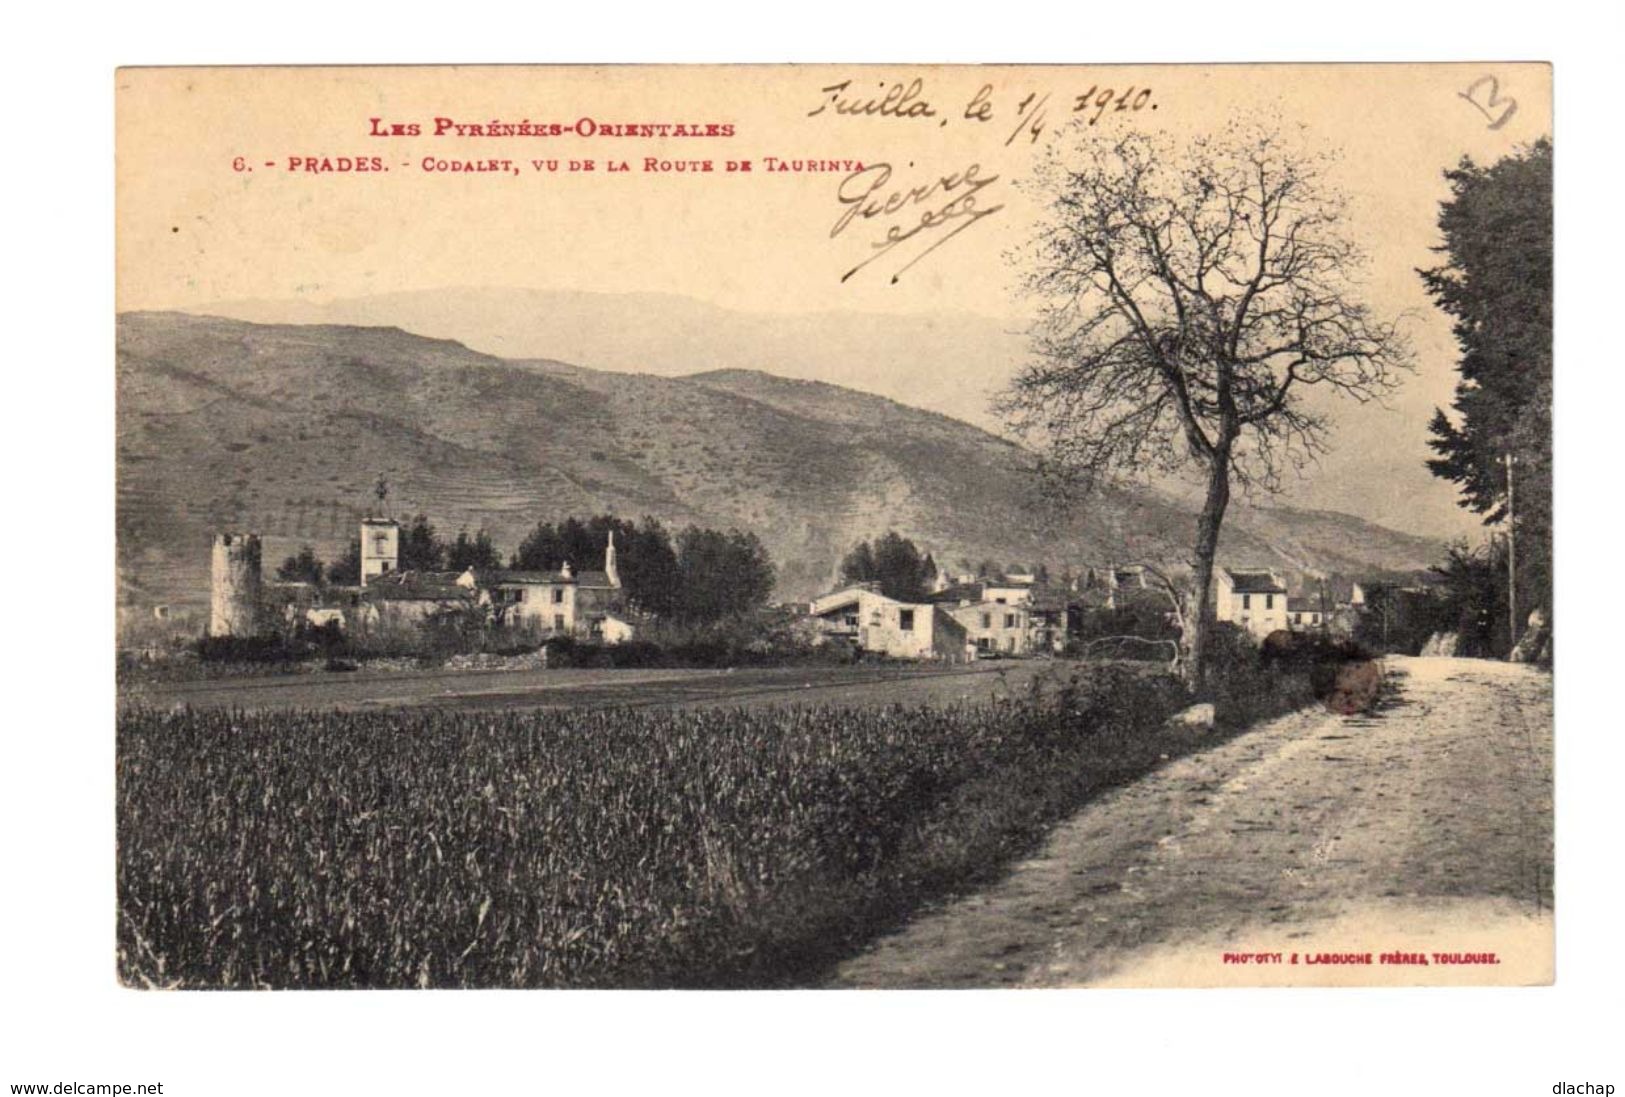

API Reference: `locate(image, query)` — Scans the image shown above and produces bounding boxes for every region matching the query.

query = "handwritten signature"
[830,161,1004,284]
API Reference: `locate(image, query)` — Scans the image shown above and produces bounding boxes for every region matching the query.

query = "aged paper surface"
[115,64,1553,989]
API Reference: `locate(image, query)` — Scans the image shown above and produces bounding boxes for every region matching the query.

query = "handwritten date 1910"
[831,162,1003,285]
[1074,85,1156,125]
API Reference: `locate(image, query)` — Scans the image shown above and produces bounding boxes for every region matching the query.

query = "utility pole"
[1505,451,1518,649]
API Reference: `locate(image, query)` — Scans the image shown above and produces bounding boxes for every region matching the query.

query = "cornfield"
[118,667,1193,988]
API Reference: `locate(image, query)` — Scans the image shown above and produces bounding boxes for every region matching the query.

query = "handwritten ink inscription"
[1460,75,1517,130]
[810,77,1158,142]
[831,162,1004,285]
[808,76,1159,283]
[807,79,938,121]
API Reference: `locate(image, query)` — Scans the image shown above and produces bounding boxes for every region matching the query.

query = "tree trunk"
[1181,453,1231,690]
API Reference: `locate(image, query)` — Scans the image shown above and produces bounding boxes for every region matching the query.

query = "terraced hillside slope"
[117,312,1442,611]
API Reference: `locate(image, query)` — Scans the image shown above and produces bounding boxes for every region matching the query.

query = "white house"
[924,577,1049,655]
[809,585,968,660]
[1214,567,1289,640]
[1287,596,1326,632]
[461,533,631,642]
[946,600,1033,656]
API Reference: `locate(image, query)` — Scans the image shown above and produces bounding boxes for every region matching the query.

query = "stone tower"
[360,517,400,586]
[209,532,262,638]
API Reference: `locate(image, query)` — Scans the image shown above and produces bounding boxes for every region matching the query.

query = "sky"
[116,63,1552,539]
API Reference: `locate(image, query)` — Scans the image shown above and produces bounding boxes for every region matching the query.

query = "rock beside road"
[1509,609,1551,664]
[1167,703,1216,734]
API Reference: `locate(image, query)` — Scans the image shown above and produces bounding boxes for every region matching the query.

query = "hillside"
[200,287,1482,541]
[117,312,1442,610]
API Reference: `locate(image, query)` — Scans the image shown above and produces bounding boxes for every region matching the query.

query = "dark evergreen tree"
[275,545,324,585]
[870,531,933,601]
[839,541,877,587]
[512,515,680,617]
[446,528,502,572]
[614,517,680,619]
[1420,137,1552,630]
[675,527,775,623]
[326,538,363,585]
[840,531,933,601]
[398,514,446,572]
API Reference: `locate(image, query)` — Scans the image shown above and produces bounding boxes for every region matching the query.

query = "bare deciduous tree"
[1000,120,1410,686]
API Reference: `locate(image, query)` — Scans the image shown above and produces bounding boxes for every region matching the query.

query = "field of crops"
[118,665,1209,988]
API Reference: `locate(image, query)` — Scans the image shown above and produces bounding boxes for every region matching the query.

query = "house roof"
[1287,597,1324,613]
[926,582,986,604]
[478,568,613,588]
[810,586,947,617]
[950,598,1028,614]
[1224,568,1287,594]
[811,586,895,616]
[363,572,473,603]
[1071,584,1169,611]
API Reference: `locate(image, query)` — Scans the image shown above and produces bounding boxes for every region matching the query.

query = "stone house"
[357,571,478,628]
[947,599,1033,656]
[925,577,1054,656]
[809,585,969,660]
[467,531,632,643]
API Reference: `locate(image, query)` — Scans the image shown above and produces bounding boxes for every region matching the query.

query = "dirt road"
[830,656,1554,987]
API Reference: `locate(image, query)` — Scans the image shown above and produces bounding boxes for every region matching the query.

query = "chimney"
[605,530,620,589]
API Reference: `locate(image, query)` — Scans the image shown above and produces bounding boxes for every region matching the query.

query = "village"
[189,509,1381,670]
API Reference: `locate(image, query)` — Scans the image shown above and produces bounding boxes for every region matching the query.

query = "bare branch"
[1003,117,1414,684]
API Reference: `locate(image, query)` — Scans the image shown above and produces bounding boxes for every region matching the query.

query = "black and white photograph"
[7,10,1624,1090]
[108,63,1557,992]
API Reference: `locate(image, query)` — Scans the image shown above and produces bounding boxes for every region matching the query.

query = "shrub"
[1067,603,1180,662]
[194,633,303,665]
[1199,623,1377,725]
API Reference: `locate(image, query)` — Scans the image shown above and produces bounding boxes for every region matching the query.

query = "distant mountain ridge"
[197,287,1482,541]
[117,312,1443,609]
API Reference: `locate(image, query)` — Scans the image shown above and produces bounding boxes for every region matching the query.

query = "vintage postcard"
[115,64,1553,989]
